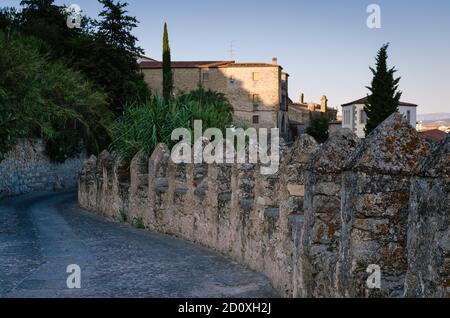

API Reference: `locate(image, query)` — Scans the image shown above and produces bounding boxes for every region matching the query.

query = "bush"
[0,31,113,161]
[110,88,234,164]
[306,115,330,144]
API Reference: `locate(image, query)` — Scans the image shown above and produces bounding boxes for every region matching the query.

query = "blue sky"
[3,0,450,114]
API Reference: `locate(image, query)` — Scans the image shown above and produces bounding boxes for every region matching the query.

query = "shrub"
[306,114,330,144]
[132,217,145,229]
[0,31,113,161]
[110,88,234,164]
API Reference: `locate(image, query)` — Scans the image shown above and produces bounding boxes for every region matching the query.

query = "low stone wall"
[0,139,85,198]
[78,114,449,298]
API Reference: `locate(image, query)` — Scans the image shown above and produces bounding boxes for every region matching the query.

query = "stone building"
[288,93,338,139]
[139,58,289,138]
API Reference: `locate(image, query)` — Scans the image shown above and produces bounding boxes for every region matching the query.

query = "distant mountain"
[418,113,450,122]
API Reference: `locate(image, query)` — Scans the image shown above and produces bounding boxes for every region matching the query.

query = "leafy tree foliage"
[0,0,150,160]
[306,114,330,144]
[97,0,142,55]
[1,0,150,117]
[0,31,112,161]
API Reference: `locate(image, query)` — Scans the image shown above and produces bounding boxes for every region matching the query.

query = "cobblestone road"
[0,192,277,298]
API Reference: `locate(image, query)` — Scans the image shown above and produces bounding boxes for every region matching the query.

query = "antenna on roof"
[229,41,236,60]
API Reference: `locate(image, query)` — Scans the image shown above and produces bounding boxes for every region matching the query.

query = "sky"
[3,0,450,115]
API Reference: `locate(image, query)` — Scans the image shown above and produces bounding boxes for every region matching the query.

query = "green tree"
[162,22,173,101]
[364,43,402,136]
[19,0,78,58]
[306,114,330,144]
[0,31,112,161]
[97,0,142,55]
[6,0,150,117]
[83,0,150,115]
[0,7,20,31]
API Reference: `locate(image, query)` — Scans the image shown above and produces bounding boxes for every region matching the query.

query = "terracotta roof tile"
[342,96,418,107]
[420,129,448,142]
[139,60,234,69]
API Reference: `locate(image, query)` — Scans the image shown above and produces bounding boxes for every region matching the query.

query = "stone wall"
[78,114,449,298]
[0,139,85,198]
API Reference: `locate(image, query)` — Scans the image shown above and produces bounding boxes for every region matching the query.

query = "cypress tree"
[162,22,173,101]
[364,43,402,136]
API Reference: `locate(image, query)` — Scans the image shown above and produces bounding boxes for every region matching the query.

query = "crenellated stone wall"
[78,114,449,298]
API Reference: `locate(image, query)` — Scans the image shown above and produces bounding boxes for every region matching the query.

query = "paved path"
[0,192,276,298]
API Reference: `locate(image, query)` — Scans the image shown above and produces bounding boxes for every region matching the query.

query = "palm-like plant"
[109,88,234,164]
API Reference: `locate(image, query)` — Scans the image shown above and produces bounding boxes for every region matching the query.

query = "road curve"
[0,192,277,298]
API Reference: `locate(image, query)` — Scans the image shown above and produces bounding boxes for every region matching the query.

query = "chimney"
[272,57,278,65]
[320,95,328,112]
[300,93,305,104]
[308,102,316,112]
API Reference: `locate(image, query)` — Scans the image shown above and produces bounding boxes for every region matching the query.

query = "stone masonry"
[0,139,85,198]
[78,114,449,298]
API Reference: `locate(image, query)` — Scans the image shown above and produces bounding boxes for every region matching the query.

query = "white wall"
[342,105,355,132]
[398,106,417,127]
[354,104,366,138]
[341,104,418,138]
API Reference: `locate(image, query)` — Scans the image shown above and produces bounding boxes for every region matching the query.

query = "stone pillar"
[210,142,235,255]
[147,143,170,231]
[233,162,256,263]
[192,160,212,246]
[111,157,130,221]
[404,135,449,298]
[302,130,359,297]
[279,134,319,297]
[96,150,114,217]
[337,113,431,298]
[78,155,97,211]
[129,150,149,223]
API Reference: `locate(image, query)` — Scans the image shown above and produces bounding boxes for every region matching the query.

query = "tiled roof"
[342,96,418,107]
[139,61,234,69]
[420,129,448,142]
[139,61,281,69]
[222,63,281,68]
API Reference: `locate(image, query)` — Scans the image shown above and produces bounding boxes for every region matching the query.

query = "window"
[343,109,352,126]
[359,110,366,124]
[202,72,209,81]
[252,115,259,124]
[252,94,260,106]
[406,110,411,123]
[252,72,260,81]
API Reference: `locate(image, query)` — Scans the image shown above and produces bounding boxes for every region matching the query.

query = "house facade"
[288,93,338,139]
[139,58,289,138]
[341,96,418,138]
